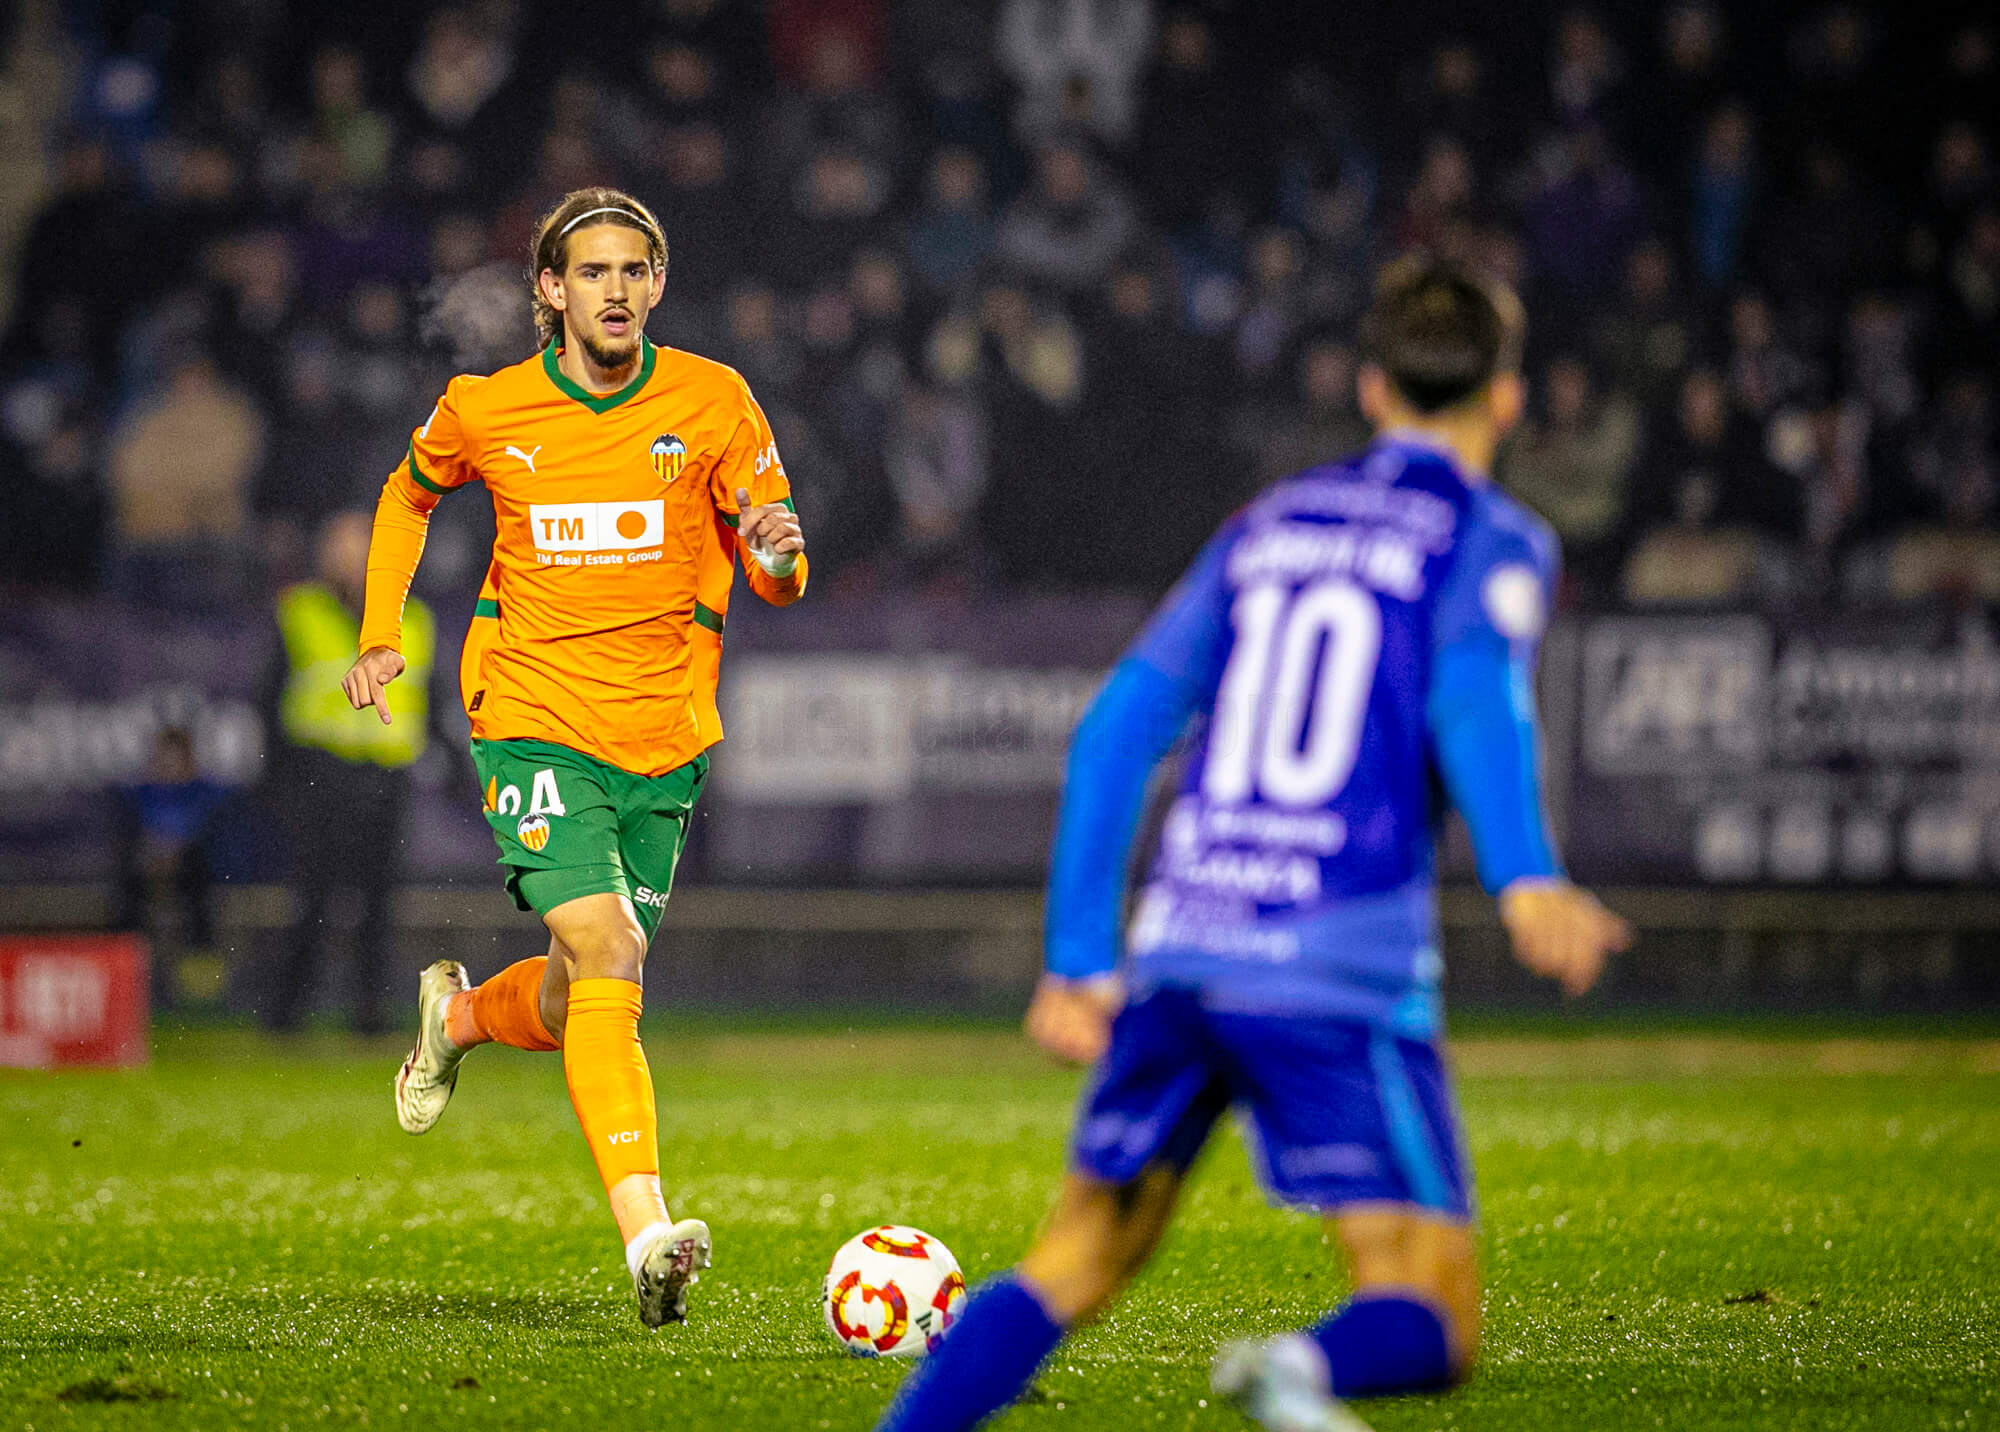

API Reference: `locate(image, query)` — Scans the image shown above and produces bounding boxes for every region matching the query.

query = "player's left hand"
[1024,974,1123,1065]
[735,488,804,558]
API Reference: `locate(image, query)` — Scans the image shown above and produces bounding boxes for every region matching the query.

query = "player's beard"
[577,321,642,374]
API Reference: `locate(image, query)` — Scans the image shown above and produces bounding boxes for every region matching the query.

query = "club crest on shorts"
[650,433,687,483]
[516,813,551,851]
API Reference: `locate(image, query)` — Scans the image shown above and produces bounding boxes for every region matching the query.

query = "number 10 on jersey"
[1203,580,1383,809]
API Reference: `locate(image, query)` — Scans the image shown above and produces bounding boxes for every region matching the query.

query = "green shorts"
[470,737,708,940]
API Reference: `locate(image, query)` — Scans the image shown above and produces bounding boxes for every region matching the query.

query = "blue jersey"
[1044,436,1561,1037]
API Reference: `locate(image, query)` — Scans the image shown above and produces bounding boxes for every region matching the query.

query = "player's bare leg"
[1332,1206,1480,1370]
[543,893,708,1327]
[1014,1166,1183,1324]
[1214,1206,1473,1430]
[875,1165,1186,1431]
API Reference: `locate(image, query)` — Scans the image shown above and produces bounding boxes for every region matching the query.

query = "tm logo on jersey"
[528,500,666,566]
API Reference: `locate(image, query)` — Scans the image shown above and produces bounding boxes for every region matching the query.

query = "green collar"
[542,336,656,413]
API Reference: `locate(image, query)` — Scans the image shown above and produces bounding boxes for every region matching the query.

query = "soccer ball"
[821,1225,968,1357]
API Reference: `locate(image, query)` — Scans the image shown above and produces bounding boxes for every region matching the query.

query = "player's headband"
[557,205,657,239]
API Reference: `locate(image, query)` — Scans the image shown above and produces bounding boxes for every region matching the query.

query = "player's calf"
[875,1170,1181,1432]
[1333,1206,1481,1379]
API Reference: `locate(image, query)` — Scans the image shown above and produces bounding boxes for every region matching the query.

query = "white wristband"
[750,547,797,577]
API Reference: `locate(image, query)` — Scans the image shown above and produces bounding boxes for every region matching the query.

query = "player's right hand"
[1498,878,1633,997]
[1024,974,1123,1065]
[341,646,406,725]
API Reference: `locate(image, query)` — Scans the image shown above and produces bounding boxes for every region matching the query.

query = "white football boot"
[629,1217,713,1329]
[394,960,471,1134]
[1212,1336,1376,1432]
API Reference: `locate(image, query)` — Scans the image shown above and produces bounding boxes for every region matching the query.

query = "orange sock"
[446,957,560,1052]
[563,978,670,1245]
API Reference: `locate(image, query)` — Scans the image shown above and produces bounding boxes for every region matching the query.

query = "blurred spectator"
[1842,293,1920,427]
[764,15,900,207]
[3,411,105,592]
[905,147,994,298]
[1724,291,1814,421]
[1635,3,1732,182]
[1758,144,1896,319]
[113,725,227,1012]
[996,0,1153,147]
[766,144,893,289]
[1767,399,1871,568]
[406,6,516,136]
[1912,121,1995,277]
[1135,9,1252,231]
[1242,336,1371,491]
[769,0,886,93]
[1690,100,1756,287]
[992,140,1138,295]
[1078,256,1231,576]
[888,350,992,581]
[1232,228,1309,390]
[1402,41,1492,170]
[1904,373,1997,529]
[1936,204,2000,376]
[974,281,1094,586]
[10,143,161,377]
[1524,124,1645,306]
[652,120,748,290]
[1548,7,1625,131]
[717,280,799,398]
[310,46,393,192]
[1784,5,1882,176]
[106,349,264,607]
[1499,354,1642,598]
[651,0,768,94]
[1633,367,1799,541]
[1590,237,1695,408]
[261,513,436,1035]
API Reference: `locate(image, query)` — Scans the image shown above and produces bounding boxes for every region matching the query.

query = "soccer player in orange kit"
[339,187,806,1329]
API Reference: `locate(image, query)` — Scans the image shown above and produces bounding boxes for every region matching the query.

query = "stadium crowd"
[0,0,1995,610]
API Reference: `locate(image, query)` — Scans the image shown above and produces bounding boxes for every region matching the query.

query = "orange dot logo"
[516,814,550,852]
[615,509,647,540]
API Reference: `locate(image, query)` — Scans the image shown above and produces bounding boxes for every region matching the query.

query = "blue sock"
[875,1273,1065,1432]
[1307,1292,1454,1398]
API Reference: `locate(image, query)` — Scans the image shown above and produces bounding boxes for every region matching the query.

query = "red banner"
[0,935,149,1067]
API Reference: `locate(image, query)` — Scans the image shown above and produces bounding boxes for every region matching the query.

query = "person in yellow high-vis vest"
[263,511,436,1033]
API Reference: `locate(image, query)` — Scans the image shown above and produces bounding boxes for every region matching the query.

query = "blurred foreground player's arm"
[1029,525,1238,1062]
[343,377,482,723]
[1425,507,1632,995]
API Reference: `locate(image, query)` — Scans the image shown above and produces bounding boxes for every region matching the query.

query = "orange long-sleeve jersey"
[360,337,805,777]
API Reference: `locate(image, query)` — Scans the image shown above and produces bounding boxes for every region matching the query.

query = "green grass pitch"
[1,1022,1995,1430]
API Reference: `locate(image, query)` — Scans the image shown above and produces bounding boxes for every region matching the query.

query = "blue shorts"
[1068,986,1472,1219]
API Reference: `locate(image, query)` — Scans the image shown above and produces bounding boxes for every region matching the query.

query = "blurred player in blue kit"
[877,257,1634,1432]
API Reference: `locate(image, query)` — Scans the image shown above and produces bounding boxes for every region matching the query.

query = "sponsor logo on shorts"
[1277,1143,1383,1180]
[516,813,551,851]
[632,885,669,910]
